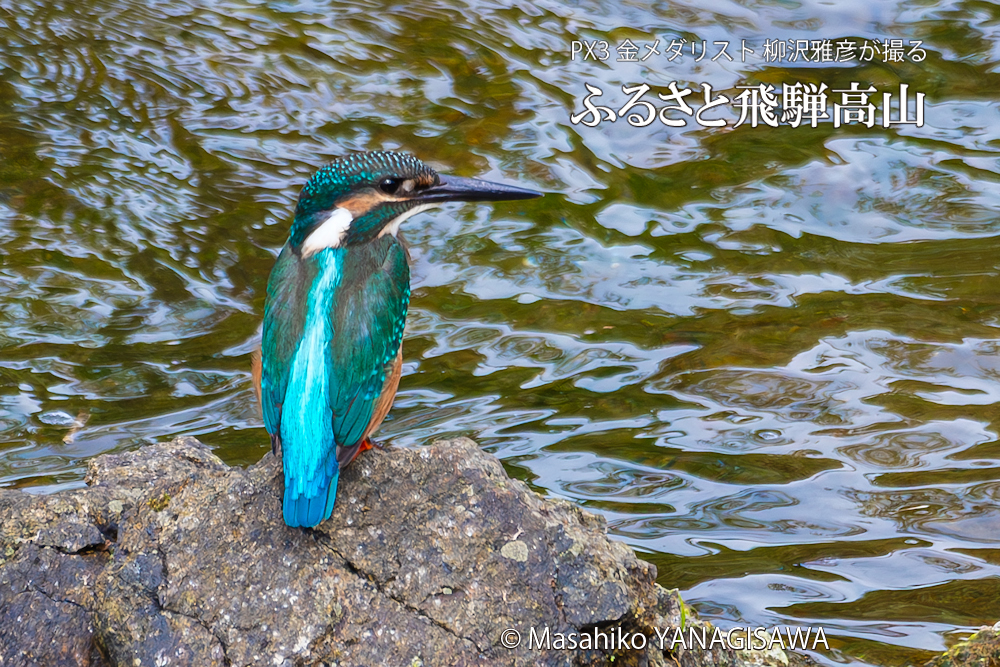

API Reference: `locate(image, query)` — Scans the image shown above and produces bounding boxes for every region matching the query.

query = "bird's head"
[289,151,540,255]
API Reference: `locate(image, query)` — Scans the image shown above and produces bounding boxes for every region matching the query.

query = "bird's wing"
[328,236,410,454]
[260,244,309,439]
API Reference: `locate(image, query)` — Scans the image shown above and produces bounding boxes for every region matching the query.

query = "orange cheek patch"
[338,192,389,216]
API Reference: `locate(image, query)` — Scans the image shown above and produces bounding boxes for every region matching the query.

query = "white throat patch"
[302,207,353,256]
[378,203,439,239]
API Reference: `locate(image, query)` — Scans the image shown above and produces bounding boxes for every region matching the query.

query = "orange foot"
[348,438,374,464]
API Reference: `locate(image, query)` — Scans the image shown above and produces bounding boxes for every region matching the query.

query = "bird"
[253,151,540,528]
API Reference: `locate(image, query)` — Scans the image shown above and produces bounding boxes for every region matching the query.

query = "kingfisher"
[253,151,540,528]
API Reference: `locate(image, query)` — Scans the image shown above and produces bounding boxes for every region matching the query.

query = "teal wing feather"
[260,244,309,438]
[328,236,410,450]
[261,237,409,528]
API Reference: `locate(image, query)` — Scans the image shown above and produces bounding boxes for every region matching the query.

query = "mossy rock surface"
[925,625,1000,667]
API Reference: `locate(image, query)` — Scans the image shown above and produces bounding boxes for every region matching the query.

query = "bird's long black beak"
[416,174,541,204]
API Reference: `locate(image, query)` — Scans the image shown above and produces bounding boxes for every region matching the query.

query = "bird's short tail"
[283,471,340,528]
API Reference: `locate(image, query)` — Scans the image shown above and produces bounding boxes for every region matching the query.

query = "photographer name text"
[500,624,830,651]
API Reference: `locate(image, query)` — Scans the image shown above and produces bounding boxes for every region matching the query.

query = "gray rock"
[0,436,821,667]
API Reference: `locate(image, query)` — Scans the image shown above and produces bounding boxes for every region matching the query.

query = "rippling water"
[2,0,1000,663]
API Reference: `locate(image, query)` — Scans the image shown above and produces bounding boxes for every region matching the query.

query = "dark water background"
[2,0,1000,663]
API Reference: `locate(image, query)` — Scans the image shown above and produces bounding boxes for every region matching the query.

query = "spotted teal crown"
[290,151,438,248]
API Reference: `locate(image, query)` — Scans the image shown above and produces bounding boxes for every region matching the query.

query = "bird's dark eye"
[379,178,402,194]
